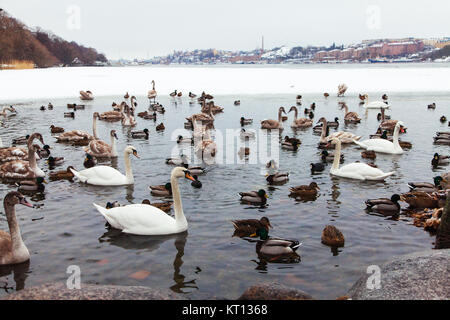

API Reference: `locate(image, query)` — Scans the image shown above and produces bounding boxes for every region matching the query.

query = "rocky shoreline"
[2,249,449,300]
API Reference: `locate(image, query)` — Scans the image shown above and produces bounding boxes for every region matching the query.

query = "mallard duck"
[37,145,51,158]
[361,150,376,159]
[149,183,172,197]
[240,117,253,126]
[141,199,172,213]
[321,225,345,247]
[83,154,97,168]
[240,129,255,139]
[12,135,30,145]
[106,201,121,209]
[427,103,436,109]
[407,176,443,193]
[310,163,325,173]
[359,94,366,101]
[400,191,445,209]
[166,155,189,166]
[47,156,64,166]
[324,93,329,98]
[382,94,388,101]
[289,182,320,198]
[170,90,177,98]
[234,100,241,105]
[156,123,165,131]
[231,217,272,238]
[365,194,401,214]
[40,105,46,111]
[131,129,149,139]
[143,112,157,120]
[17,177,47,192]
[321,150,344,163]
[239,189,268,205]
[64,112,75,118]
[49,166,75,181]
[432,153,449,167]
[191,175,202,188]
[50,125,64,133]
[48,103,53,110]
[266,172,289,185]
[281,136,301,151]
[189,92,197,99]
[181,164,205,175]
[253,228,301,258]
[296,95,302,105]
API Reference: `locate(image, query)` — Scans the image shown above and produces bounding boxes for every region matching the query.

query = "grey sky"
[1,0,449,59]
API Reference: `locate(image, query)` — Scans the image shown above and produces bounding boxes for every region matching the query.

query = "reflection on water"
[0,261,30,293]
[0,91,449,299]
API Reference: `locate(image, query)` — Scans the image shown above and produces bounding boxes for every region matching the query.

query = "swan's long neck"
[93,116,99,139]
[110,135,117,157]
[381,108,385,121]
[124,151,134,183]
[344,105,348,116]
[332,140,341,170]
[392,124,401,150]
[278,109,283,122]
[171,175,187,226]
[293,107,298,120]
[5,203,25,252]
[28,146,38,172]
[320,119,328,142]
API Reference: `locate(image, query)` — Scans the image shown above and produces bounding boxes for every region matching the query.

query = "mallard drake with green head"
[239,189,268,205]
[17,177,47,192]
[432,153,449,167]
[407,176,443,193]
[149,183,172,197]
[253,228,301,258]
[231,217,272,238]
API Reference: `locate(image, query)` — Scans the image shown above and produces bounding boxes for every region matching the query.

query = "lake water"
[0,64,449,299]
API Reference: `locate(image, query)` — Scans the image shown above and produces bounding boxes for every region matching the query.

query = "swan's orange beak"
[133,150,140,158]
[185,172,195,181]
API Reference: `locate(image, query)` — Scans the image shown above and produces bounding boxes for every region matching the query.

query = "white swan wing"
[338,162,394,180]
[72,166,127,185]
[93,203,179,235]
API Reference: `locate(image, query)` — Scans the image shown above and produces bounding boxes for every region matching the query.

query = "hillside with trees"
[0,9,107,68]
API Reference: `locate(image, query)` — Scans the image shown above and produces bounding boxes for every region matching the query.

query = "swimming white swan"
[93,167,195,235]
[0,192,34,265]
[329,137,395,181]
[353,121,405,154]
[364,94,390,109]
[70,146,139,185]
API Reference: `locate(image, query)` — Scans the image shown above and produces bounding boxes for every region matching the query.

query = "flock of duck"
[0,82,449,266]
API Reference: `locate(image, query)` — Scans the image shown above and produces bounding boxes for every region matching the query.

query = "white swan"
[364,94,390,109]
[70,146,139,185]
[0,192,34,265]
[329,137,395,181]
[353,121,404,154]
[93,167,195,235]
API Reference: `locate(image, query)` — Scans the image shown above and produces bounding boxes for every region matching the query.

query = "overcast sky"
[1,0,449,59]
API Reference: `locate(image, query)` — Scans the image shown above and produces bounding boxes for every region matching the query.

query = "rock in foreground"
[349,249,450,300]
[238,282,314,300]
[1,283,184,300]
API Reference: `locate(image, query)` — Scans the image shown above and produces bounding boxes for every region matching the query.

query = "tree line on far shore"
[0,9,107,67]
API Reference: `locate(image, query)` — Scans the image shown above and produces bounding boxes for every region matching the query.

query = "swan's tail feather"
[352,139,366,148]
[379,171,395,180]
[70,167,87,183]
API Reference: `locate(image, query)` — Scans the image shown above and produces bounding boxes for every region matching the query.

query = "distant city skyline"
[1,0,450,59]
